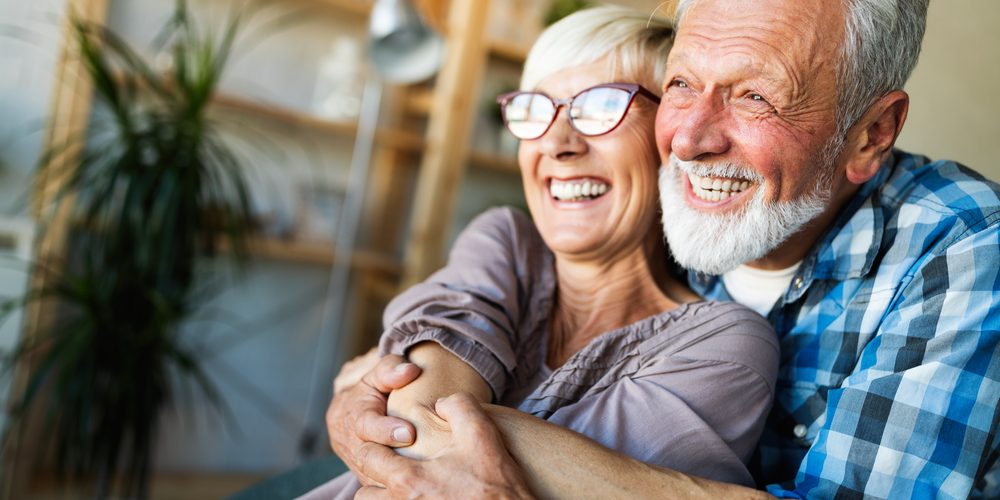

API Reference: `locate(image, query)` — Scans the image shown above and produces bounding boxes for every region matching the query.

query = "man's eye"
[748,93,769,103]
[673,80,689,89]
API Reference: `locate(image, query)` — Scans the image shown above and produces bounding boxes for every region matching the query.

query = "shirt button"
[793,424,808,438]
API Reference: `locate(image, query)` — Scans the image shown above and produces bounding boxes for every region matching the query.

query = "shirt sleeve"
[378,207,547,400]
[769,226,1000,499]
[543,315,779,487]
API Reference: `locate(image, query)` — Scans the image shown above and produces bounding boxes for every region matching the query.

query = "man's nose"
[539,108,587,160]
[668,96,730,161]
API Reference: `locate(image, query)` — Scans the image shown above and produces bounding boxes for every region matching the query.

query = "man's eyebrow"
[666,50,688,65]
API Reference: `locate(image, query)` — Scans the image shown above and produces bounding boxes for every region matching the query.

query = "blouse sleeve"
[541,305,779,487]
[378,207,551,400]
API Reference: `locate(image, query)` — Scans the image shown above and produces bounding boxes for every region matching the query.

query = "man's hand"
[333,347,379,395]
[326,353,422,485]
[355,393,534,499]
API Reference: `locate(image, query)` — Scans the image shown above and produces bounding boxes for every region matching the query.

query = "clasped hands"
[325,349,533,499]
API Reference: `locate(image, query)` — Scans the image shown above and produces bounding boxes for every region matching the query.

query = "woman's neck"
[547,234,694,367]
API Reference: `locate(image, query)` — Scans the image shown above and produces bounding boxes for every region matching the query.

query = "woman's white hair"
[674,0,928,136]
[520,5,673,91]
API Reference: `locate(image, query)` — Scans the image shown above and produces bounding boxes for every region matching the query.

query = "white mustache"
[666,154,765,183]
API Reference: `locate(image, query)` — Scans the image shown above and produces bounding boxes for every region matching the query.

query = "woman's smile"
[548,177,612,203]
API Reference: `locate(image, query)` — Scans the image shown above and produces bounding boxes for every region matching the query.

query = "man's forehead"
[674,0,844,52]
[669,0,844,80]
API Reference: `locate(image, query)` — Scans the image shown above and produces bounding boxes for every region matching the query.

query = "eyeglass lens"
[503,86,633,140]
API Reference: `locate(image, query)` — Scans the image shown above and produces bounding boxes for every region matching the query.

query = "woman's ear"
[841,90,909,184]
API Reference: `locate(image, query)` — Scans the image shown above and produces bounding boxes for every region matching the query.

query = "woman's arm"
[378,207,552,400]
[386,341,491,458]
[386,311,779,495]
[360,387,774,499]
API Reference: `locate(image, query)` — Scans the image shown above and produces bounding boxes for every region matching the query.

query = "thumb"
[364,354,422,393]
[434,393,504,449]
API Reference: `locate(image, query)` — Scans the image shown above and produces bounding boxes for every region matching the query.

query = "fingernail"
[392,426,412,443]
[394,362,415,374]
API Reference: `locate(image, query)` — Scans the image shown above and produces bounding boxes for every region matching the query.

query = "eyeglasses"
[496,83,660,140]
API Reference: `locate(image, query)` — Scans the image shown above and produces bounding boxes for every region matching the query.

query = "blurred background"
[0,0,996,498]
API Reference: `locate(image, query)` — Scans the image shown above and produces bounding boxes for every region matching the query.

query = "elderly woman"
[309,6,778,498]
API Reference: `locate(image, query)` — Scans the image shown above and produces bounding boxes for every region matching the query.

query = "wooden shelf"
[312,0,374,16]
[224,236,401,275]
[468,150,520,174]
[211,93,425,153]
[404,87,435,116]
[488,38,531,64]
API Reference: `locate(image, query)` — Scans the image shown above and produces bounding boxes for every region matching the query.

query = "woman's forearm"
[385,342,492,458]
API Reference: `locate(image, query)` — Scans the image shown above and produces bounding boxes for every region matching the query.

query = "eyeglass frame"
[495,83,661,140]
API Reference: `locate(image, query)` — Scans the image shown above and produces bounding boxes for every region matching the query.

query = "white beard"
[659,154,832,275]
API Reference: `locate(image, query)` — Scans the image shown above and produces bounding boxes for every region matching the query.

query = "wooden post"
[401,0,491,286]
[3,1,108,498]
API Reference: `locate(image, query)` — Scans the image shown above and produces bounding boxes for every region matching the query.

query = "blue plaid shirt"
[690,150,1000,499]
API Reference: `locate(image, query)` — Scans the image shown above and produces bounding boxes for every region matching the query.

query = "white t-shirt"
[722,262,802,317]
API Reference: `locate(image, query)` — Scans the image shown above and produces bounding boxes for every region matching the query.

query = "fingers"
[334,348,381,394]
[434,392,503,448]
[354,486,387,500]
[327,383,416,448]
[362,354,422,393]
[354,440,417,488]
[355,403,416,447]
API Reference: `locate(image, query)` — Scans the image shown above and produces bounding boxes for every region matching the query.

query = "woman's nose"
[668,95,730,161]
[538,108,587,160]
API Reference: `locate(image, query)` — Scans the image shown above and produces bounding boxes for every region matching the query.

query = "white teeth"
[550,178,610,201]
[686,173,755,202]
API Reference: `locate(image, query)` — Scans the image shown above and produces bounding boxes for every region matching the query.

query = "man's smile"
[686,173,754,202]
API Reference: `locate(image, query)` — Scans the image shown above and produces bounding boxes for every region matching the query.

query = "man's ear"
[841,90,909,184]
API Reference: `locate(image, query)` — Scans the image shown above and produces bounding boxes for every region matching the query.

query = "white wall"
[0,0,65,465]
[895,1,1000,181]
[0,0,66,214]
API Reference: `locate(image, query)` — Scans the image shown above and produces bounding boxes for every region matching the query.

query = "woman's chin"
[542,233,608,257]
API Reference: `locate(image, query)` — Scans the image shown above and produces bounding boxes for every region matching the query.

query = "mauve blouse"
[301,207,779,499]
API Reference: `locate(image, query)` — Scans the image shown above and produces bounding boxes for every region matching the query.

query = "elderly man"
[327,0,1000,497]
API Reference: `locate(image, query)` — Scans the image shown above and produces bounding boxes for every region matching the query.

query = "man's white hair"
[520,5,673,91]
[674,0,929,136]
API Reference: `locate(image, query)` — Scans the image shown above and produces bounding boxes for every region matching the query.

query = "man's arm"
[767,227,1000,498]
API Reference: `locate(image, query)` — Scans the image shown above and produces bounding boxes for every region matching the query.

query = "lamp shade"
[368,0,445,83]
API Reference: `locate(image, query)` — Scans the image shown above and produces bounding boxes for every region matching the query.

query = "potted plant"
[1,1,256,497]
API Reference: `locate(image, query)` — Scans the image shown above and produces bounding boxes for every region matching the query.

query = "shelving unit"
[217,236,400,275]
[204,0,531,353]
[211,92,426,154]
